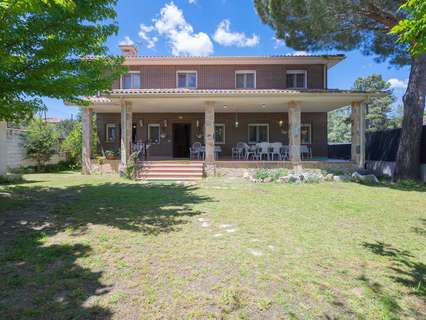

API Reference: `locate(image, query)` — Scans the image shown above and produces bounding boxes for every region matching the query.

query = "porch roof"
[84,88,384,113]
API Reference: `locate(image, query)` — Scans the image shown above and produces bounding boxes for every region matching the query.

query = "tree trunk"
[394,54,426,181]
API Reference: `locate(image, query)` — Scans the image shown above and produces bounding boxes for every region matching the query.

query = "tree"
[24,117,59,168]
[328,106,351,143]
[352,74,395,132]
[255,0,426,181]
[61,114,96,165]
[0,0,125,122]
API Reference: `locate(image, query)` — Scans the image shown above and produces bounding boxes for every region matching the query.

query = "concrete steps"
[137,161,204,181]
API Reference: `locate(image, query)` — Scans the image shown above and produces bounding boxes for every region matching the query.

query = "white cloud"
[388,78,408,89]
[213,19,259,47]
[293,51,308,56]
[138,2,213,56]
[188,0,197,4]
[119,36,135,46]
[273,36,285,49]
[138,24,158,49]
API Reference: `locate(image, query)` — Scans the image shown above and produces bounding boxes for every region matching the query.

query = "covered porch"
[81,89,371,175]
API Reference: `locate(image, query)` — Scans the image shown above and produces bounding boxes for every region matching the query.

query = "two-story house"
[78,44,377,178]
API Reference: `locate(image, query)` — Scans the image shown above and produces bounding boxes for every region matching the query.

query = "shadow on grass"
[360,179,426,192]
[362,241,426,302]
[0,181,210,319]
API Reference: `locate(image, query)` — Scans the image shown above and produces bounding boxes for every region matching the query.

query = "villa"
[76,44,379,180]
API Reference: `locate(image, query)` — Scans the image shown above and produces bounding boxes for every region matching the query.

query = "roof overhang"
[123,55,345,69]
[81,89,384,113]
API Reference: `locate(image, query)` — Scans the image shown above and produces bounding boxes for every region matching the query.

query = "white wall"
[0,121,7,175]
[0,122,65,175]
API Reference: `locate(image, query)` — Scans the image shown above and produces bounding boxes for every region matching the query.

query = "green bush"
[255,168,270,181]
[24,117,59,168]
[123,152,139,180]
[61,118,96,165]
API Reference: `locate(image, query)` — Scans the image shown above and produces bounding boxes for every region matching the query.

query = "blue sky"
[48,0,410,119]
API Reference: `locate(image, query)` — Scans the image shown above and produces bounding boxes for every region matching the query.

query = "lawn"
[0,173,425,319]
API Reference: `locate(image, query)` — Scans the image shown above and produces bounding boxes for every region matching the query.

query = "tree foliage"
[0,0,125,122]
[328,107,351,143]
[255,0,410,66]
[61,116,96,165]
[352,74,395,132]
[391,0,426,56]
[24,117,59,167]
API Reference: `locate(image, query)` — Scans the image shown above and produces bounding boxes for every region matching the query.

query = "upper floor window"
[121,71,141,89]
[235,71,256,89]
[177,71,197,88]
[286,70,307,89]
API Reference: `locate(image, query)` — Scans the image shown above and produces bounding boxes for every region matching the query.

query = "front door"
[173,123,191,158]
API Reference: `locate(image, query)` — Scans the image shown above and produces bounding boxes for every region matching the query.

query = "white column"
[351,101,365,167]
[81,108,92,175]
[0,121,7,175]
[120,100,132,169]
[288,101,301,164]
[204,101,215,163]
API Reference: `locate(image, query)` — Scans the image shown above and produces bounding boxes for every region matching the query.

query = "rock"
[325,174,334,182]
[288,174,300,183]
[242,170,251,179]
[279,176,290,183]
[263,177,273,183]
[352,172,379,184]
[333,174,351,182]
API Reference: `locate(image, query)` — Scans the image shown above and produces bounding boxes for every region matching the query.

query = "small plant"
[255,168,270,181]
[271,169,287,181]
[96,156,106,165]
[105,149,118,160]
[123,152,139,180]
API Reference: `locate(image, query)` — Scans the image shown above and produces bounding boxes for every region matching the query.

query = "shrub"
[61,118,96,165]
[123,152,139,180]
[255,168,270,181]
[24,117,59,168]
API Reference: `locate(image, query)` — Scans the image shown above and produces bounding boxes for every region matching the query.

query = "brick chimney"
[119,44,137,57]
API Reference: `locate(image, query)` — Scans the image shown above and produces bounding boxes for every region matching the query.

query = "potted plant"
[105,149,117,160]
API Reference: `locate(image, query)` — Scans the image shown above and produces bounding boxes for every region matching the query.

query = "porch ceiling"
[86,89,382,113]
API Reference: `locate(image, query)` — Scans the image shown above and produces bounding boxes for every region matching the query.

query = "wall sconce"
[139,119,143,127]
[163,119,168,128]
[279,120,283,128]
[234,112,239,128]
[196,120,200,128]
[178,116,183,120]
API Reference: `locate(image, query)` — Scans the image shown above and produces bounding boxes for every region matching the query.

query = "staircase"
[137,161,204,181]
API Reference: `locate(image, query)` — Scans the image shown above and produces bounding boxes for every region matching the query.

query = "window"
[214,124,225,144]
[121,72,141,89]
[301,123,312,144]
[177,71,197,88]
[248,124,269,144]
[148,124,160,144]
[105,123,116,142]
[235,71,256,89]
[286,70,307,89]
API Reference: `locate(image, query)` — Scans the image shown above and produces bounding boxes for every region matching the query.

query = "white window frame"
[248,123,269,144]
[214,123,225,145]
[301,123,312,144]
[120,71,141,89]
[235,70,256,89]
[105,123,116,142]
[286,70,307,89]
[176,70,198,89]
[148,123,161,144]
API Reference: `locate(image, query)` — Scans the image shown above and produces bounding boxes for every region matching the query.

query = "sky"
[47,0,410,119]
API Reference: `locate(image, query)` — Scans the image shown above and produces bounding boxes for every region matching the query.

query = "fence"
[366,125,426,164]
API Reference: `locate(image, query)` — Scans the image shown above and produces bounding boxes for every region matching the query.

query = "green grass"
[0,172,425,319]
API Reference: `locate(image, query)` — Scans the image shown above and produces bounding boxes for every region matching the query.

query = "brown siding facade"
[96,112,328,158]
[113,64,325,90]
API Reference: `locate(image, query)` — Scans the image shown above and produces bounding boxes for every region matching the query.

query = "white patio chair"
[300,145,312,160]
[244,143,257,160]
[281,145,289,160]
[256,142,270,161]
[190,142,202,160]
[269,142,283,160]
[232,142,245,160]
